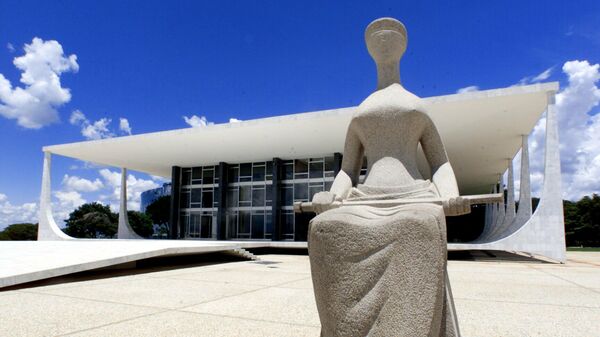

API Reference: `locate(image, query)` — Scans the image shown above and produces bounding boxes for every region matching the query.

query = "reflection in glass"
[310,160,323,179]
[203,168,214,184]
[252,164,265,181]
[294,183,308,201]
[252,188,265,207]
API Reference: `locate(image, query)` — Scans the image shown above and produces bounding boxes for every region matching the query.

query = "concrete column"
[117,168,142,239]
[514,134,532,225]
[169,166,181,239]
[503,159,516,227]
[271,158,283,241]
[216,162,228,240]
[37,152,72,240]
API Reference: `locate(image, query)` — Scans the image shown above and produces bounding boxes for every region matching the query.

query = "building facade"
[140,183,172,212]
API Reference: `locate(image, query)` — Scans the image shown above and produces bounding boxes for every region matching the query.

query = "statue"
[308,18,464,337]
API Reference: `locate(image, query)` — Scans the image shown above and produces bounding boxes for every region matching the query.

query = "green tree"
[127,210,154,238]
[64,202,118,238]
[0,223,38,240]
[145,195,171,237]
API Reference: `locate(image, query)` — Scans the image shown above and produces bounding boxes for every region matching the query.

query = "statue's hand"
[312,191,339,214]
[442,196,471,216]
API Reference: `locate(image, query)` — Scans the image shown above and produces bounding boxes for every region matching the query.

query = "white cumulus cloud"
[62,174,103,192]
[70,110,132,140]
[119,118,132,135]
[526,60,600,200]
[98,169,159,211]
[184,115,213,128]
[0,38,78,128]
[229,118,242,123]
[0,193,38,229]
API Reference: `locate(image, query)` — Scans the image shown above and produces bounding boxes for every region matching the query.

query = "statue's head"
[365,18,407,65]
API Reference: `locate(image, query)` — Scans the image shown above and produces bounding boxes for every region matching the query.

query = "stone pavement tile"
[0,291,161,337]
[163,267,310,287]
[184,286,320,327]
[455,298,600,337]
[529,265,600,290]
[448,261,537,274]
[451,280,600,308]
[67,310,320,337]
[448,265,574,287]
[32,276,263,309]
[277,277,314,289]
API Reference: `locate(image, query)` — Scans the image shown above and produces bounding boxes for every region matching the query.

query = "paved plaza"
[1,251,599,337]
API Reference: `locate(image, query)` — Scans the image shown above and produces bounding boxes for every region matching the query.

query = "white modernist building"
[37,82,566,262]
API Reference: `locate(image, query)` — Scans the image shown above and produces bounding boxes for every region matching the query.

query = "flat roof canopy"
[45,82,558,195]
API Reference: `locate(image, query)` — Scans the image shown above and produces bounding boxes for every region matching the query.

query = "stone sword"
[293,193,504,214]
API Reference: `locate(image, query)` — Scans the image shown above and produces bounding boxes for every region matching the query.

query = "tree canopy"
[145,195,171,237]
[0,223,38,240]
[564,194,600,247]
[63,202,154,238]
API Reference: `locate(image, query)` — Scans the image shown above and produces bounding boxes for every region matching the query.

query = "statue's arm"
[421,115,470,215]
[329,120,364,199]
[420,116,459,199]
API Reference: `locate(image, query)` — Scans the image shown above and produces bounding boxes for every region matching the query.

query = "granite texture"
[309,17,461,336]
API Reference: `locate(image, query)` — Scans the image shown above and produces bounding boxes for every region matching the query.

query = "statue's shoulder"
[355,83,428,118]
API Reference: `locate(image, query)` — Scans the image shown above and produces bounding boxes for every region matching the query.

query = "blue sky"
[1,1,599,228]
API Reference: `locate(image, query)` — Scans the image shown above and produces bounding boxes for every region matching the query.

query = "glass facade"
[175,154,364,241]
[179,166,219,239]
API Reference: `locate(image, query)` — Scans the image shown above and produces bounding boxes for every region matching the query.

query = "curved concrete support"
[482,176,505,242]
[38,152,73,240]
[513,134,532,226]
[487,161,516,240]
[449,93,566,263]
[117,168,143,239]
[477,185,498,242]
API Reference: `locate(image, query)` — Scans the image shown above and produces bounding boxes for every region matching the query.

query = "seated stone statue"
[309,18,466,337]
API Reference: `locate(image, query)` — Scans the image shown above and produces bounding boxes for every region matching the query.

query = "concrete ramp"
[0,240,307,289]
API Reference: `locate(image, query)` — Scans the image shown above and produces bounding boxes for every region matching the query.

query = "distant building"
[140,183,171,212]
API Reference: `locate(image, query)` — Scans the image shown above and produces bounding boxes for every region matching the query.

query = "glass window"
[191,188,202,204]
[203,168,214,184]
[294,183,308,201]
[252,187,265,207]
[227,188,239,208]
[294,159,308,179]
[309,160,324,179]
[240,185,251,203]
[192,167,202,184]
[228,166,239,183]
[240,163,252,177]
[325,156,335,172]
[180,190,190,208]
[283,161,293,180]
[202,190,213,208]
[325,181,333,192]
[201,215,212,238]
[252,164,265,181]
[239,210,251,234]
[265,184,273,201]
[294,159,308,173]
[265,212,273,236]
[266,161,273,175]
[282,185,293,206]
[227,212,237,238]
[252,214,264,238]
[181,169,191,186]
[282,211,294,237]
